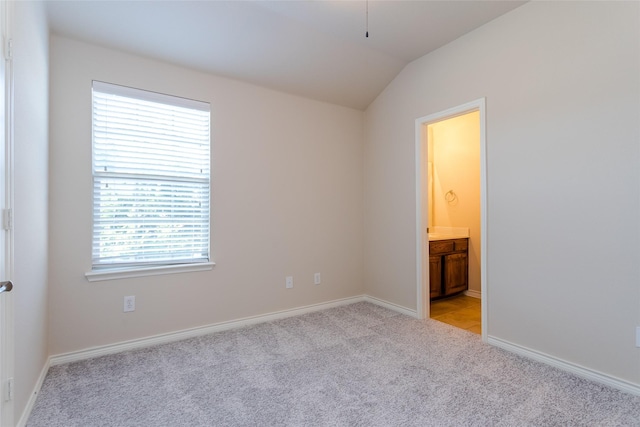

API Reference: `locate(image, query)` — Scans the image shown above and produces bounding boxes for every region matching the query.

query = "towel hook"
[444,190,457,204]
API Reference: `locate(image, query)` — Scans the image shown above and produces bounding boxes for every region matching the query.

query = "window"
[91,81,210,271]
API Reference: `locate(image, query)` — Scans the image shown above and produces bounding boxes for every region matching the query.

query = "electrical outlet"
[314,273,321,285]
[124,295,135,312]
[285,276,293,289]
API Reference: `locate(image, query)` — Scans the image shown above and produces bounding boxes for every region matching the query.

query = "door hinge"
[2,209,12,231]
[4,378,13,402]
[3,38,12,61]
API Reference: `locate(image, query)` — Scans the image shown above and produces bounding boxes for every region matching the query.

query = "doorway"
[415,99,487,341]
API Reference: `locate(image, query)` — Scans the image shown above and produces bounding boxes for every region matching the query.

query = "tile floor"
[430,294,481,334]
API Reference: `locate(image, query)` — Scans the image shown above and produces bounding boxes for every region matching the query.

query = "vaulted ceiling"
[45,1,526,110]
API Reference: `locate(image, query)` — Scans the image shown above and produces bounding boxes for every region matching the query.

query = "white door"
[0,1,14,425]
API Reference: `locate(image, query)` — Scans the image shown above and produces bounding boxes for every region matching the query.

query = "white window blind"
[92,81,210,269]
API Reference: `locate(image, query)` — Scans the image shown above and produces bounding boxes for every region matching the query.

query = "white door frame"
[0,1,14,425]
[415,98,488,341]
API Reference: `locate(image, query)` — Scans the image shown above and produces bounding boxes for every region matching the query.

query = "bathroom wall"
[429,112,481,293]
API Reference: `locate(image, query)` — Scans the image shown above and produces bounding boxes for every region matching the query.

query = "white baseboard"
[363,295,418,318]
[17,357,51,427]
[49,294,418,367]
[464,289,481,299]
[50,295,366,366]
[488,336,640,397]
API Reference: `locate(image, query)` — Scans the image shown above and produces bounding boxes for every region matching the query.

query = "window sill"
[85,262,215,282]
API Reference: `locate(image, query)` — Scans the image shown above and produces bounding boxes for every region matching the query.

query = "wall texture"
[364,1,640,384]
[49,36,364,356]
[13,0,49,421]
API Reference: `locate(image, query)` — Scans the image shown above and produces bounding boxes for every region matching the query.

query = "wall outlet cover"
[124,295,135,312]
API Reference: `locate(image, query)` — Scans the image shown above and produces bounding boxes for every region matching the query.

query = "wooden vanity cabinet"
[429,256,443,299]
[429,238,468,299]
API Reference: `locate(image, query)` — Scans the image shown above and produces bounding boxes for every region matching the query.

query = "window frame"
[86,81,214,280]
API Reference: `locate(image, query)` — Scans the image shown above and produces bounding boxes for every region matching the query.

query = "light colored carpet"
[27,302,640,426]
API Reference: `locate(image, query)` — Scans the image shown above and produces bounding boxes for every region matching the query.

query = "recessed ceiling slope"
[46,1,525,110]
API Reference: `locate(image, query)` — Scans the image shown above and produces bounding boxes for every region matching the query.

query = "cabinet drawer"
[454,239,468,251]
[429,241,454,254]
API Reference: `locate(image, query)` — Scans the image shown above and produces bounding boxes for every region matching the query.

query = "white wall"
[49,36,364,356]
[13,0,49,421]
[430,112,481,293]
[364,1,640,384]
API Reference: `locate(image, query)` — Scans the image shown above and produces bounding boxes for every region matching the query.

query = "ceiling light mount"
[365,0,369,38]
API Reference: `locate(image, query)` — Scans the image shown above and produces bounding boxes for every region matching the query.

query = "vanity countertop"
[427,226,470,241]
[428,233,469,241]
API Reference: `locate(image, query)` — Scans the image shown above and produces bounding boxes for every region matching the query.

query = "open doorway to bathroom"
[428,112,481,334]
[415,99,487,341]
